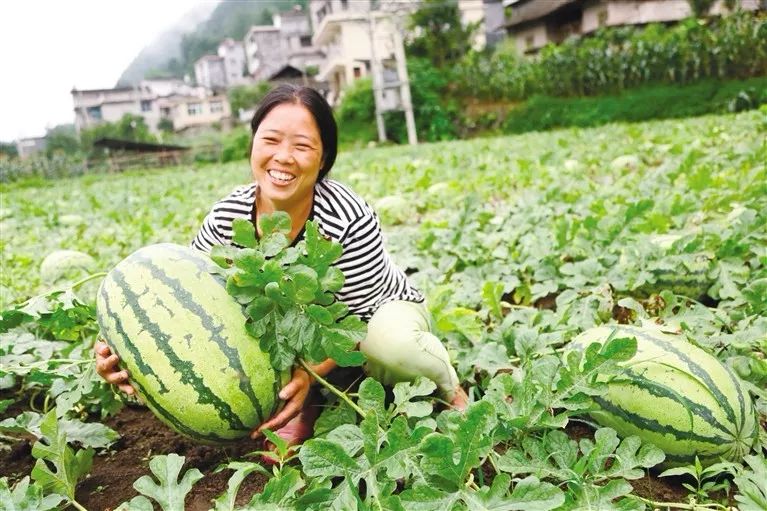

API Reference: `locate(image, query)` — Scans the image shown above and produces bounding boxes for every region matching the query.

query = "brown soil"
[0,404,706,510]
[1,405,269,511]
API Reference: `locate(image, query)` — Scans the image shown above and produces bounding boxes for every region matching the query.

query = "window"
[340,0,348,9]
[353,66,362,79]
[525,35,534,49]
[86,106,102,120]
[140,100,152,112]
[160,107,171,117]
[187,103,202,116]
[300,35,312,47]
[210,101,223,113]
[597,9,608,27]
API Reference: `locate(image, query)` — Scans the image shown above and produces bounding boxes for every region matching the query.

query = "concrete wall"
[194,57,227,89]
[169,95,232,131]
[218,39,247,86]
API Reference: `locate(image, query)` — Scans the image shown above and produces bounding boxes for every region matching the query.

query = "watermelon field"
[1,109,766,510]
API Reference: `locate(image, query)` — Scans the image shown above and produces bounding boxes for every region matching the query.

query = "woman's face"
[251,102,323,210]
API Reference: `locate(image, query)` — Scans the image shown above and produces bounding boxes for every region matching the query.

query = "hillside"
[117,0,307,86]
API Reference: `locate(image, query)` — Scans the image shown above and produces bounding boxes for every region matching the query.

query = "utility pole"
[368,12,387,143]
[367,3,418,145]
[392,20,417,145]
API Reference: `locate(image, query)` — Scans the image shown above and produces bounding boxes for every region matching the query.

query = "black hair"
[249,84,338,180]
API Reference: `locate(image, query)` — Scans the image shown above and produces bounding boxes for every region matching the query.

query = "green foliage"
[407,0,478,68]
[227,81,272,114]
[220,127,251,162]
[156,117,174,133]
[453,11,767,101]
[387,58,458,143]
[337,59,458,146]
[115,453,203,511]
[78,114,157,156]
[336,77,378,147]
[1,111,766,508]
[44,124,79,157]
[733,455,767,510]
[176,1,304,77]
[211,213,366,370]
[30,410,94,505]
[0,141,18,158]
[660,458,738,501]
[497,428,664,509]
[502,77,767,133]
[0,477,64,511]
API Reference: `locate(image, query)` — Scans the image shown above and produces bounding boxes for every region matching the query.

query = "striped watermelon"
[572,325,758,467]
[96,243,290,444]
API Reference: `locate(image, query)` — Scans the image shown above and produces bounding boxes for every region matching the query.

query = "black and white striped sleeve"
[191,208,227,254]
[191,185,254,254]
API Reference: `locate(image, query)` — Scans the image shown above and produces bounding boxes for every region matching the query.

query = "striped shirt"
[191,179,424,321]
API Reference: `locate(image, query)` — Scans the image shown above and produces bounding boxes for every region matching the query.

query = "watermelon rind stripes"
[97,243,290,444]
[571,324,758,467]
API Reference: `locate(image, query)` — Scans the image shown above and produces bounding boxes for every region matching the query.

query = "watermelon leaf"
[0,476,64,511]
[30,410,94,504]
[246,466,306,508]
[418,400,497,491]
[130,453,203,511]
[258,210,292,237]
[231,218,257,249]
[733,454,767,511]
[211,461,270,511]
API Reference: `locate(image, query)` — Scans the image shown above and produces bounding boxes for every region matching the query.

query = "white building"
[218,38,248,86]
[71,80,229,134]
[15,137,47,159]
[310,0,411,105]
[194,55,227,90]
[244,5,323,81]
[157,94,232,132]
[244,26,285,79]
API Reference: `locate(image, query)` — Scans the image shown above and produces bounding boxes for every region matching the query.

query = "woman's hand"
[251,367,312,439]
[94,340,136,395]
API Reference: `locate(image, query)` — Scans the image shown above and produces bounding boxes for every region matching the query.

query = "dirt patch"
[1,402,705,509]
[1,405,268,510]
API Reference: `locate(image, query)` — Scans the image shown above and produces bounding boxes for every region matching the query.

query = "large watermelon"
[572,324,759,467]
[97,243,290,444]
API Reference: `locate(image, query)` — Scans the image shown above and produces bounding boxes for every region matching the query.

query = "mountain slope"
[117,0,308,86]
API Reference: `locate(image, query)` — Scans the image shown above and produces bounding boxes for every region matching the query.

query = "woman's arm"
[251,358,337,439]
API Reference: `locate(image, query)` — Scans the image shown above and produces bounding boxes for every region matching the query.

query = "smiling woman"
[94,84,467,460]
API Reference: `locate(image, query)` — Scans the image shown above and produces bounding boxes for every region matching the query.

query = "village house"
[71,79,229,134]
[158,94,232,132]
[194,55,228,90]
[503,0,762,53]
[309,0,410,106]
[244,5,324,81]
[218,38,249,86]
[15,137,47,159]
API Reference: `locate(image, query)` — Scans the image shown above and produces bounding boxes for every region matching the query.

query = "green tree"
[0,141,18,158]
[79,114,157,154]
[228,82,272,114]
[407,0,479,68]
[45,124,80,156]
[157,118,175,133]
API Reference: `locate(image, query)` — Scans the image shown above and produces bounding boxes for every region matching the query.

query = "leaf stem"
[634,496,727,510]
[68,499,89,511]
[298,359,366,418]
[69,272,107,291]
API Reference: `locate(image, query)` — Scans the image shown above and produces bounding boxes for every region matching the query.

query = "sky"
[0,0,215,142]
